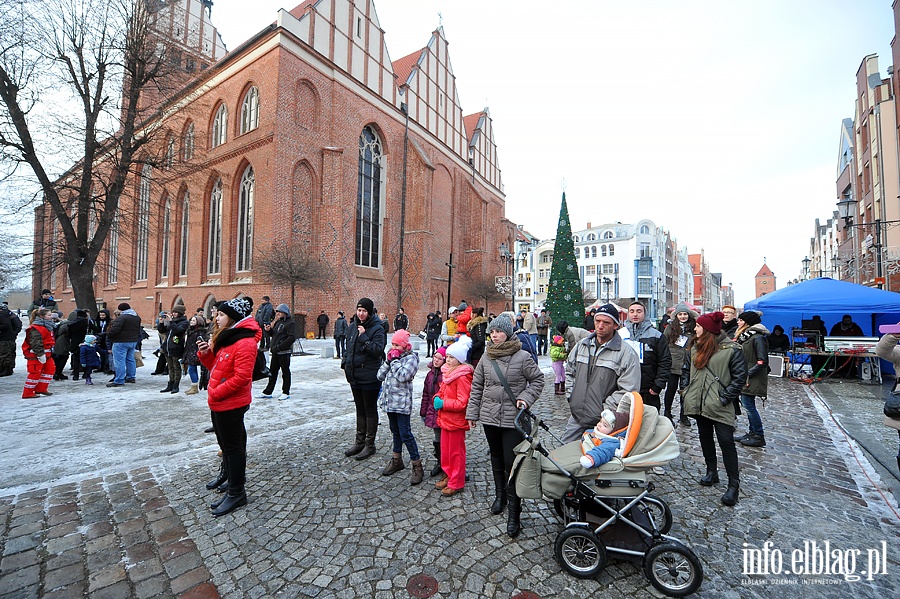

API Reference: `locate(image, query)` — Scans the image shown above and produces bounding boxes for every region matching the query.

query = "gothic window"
[183,122,194,160]
[107,216,118,285]
[161,196,170,278]
[240,87,259,134]
[212,104,227,148]
[355,126,383,268]
[179,190,190,277]
[165,138,175,169]
[207,180,222,274]
[236,165,254,272]
[135,164,151,281]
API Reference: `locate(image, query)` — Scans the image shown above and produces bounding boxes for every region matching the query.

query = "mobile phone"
[879,324,900,334]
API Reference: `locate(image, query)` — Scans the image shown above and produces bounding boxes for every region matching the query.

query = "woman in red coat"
[197,297,260,517]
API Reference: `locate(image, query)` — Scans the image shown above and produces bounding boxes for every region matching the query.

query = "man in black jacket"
[623,301,672,412]
[393,308,409,332]
[66,310,90,380]
[333,311,348,359]
[260,304,298,400]
[316,310,329,339]
[157,305,190,393]
[0,302,22,376]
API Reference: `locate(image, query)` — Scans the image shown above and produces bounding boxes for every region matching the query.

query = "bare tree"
[254,241,330,314]
[463,275,508,316]
[0,0,174,310]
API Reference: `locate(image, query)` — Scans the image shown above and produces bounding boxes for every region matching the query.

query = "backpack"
[515,330,539,364]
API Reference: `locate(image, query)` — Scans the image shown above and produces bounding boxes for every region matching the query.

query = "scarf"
[485,337,522,359]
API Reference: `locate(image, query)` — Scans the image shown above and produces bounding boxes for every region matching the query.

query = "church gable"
[464,108,502,192]
[279,0,397,103]
[397,29,467,163]
[755,264,774,277]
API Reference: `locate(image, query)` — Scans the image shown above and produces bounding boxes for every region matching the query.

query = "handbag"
[252,349,270,381]
[490,359,531,435]
[884,389,900,418]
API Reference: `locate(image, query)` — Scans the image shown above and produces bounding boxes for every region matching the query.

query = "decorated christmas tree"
[546,193,586,325]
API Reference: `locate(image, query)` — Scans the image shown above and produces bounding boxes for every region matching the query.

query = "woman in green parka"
[681,311,747,506]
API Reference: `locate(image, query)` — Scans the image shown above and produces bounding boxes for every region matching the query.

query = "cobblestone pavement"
[2,342,899,598]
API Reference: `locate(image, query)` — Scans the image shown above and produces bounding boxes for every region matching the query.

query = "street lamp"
[499,242,515,310]
[802,256,811,281]
[602,277,612,303]
[836,197,900,289]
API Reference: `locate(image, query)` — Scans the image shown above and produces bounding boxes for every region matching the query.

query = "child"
[579,409,630,468]
[434,336,474,496]
[377,329,423,485]
[549,334,568,395]
[22,308,56,398]
[79,334,101,385]
[420,347,446,477]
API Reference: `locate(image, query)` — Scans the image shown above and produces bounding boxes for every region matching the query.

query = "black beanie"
[738,311,761,326]
[357,297,375,314]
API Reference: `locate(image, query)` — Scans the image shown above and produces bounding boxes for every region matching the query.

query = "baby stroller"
[511,392,703,597]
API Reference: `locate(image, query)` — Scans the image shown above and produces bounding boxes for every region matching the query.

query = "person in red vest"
[22,308,56,398]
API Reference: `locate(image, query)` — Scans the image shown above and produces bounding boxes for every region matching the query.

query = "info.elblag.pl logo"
[742,540,890,583]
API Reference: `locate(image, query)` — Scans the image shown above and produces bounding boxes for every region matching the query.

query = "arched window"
[591,246,597,258]
[212,104,227,148]
[355,126,383,268]
[236,165,254,272]
[179,190,190,277]
[161,195,171,278]
[640,225,650,234]
[609,244,615,256]
[572,235,579,243]
[136,164,151,281]
[603,230,613,239]
[165,138,175,169]
[575,247,580,258]
[183,122,194,160]
[586,233,596,241]
[207,180,222,274]
[240,86,259,134]
[107,215,118,284]
[601,244,607,257]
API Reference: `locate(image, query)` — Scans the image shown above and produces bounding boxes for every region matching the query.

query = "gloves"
[719,392,731,406]
[387,348,401,361]
[81,363,86,368]
[37,354,47,364]
[556,321,569,334]
[433,396,444,410]
[579,455,594,468]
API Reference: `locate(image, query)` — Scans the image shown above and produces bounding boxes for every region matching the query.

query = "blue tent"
[742,277,900,336]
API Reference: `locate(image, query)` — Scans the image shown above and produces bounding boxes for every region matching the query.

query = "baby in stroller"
[578,409,630,469]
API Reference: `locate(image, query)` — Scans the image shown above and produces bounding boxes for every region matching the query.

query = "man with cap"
[333,310,348,359]
[106,303,142,387]
[158,305,190,393]
[316,310,330,339]
[255,296,275,350]
[440,306,460,346]
[259,304,298,400]
[393,308,409,332]
[562,303,641,443]
[27,289,59,316]
[623,301,672,413]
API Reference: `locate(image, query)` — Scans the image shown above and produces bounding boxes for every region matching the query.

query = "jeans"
[388,412,420,460]
[111,341,137,384]
[529,333,538,352]
[187,364,199,384]
[740,394,764,436]
[335,336,346,358]
[695,415,739,484]
[537,333,548,355]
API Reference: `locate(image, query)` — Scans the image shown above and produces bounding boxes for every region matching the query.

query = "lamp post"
[445,254,455,315]
[836,197,900,289]
[802,256,811,281]
[499,242,515,310]
[602,277,612,304]
[396,102,409,314]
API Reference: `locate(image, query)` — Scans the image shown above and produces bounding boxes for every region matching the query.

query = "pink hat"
[392,329,411,349]
[435,346,447,358]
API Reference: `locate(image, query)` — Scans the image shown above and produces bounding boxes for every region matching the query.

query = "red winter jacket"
[436,363,474,432]
[199,317,261,412]
[456,306,473,335]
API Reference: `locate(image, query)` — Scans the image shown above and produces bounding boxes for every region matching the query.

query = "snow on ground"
[0,329,554,495]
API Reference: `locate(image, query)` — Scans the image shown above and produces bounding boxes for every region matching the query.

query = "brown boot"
[559,381,565,395]
[410,460,424,485]
[382,453,405,475]
[435,474,449,489]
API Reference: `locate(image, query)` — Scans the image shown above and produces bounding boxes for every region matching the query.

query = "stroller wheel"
[554,526,607,579]
[641,495,673,534]
[642,541,703,597]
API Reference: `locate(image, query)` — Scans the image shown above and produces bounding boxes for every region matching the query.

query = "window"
[355,126,383,268]
[603,230,613,239]
[240,87,259,134]
[135,164,151,281]
[575,247,580,258]
[179,190,190,277]
[212,104,227,148]
[640,225,651,235]
[538,284,545,293]
[526,273,532,282]
[183,122,194,160]
[572,235,579,242]
[586,281,596,294]
[107,216,118,284]
[161,196,170,278]
[638,260,652,276]
[207,180,222,274]
[601,264,615,274]
[587,233,596,241]
[591,246,597,258]
[601,244,607,257]
[165,138,175,169]
[236,165,254,272]
[585,265,596,276]
[638,279,652,294]
[609,244,614,256]
[640,242,651,258]
[541,253,553,263]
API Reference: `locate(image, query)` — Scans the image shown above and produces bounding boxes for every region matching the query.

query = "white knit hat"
[446,336,472,363]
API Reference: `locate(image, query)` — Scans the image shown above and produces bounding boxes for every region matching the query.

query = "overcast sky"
[211,0,896,305]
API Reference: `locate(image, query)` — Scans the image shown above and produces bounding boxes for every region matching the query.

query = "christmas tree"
[546,192,586,325]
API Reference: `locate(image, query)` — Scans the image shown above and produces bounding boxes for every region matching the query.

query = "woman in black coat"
[341,298,387,461]
[425,313,442,358]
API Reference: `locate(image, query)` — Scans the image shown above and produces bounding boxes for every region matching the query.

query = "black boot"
[430,442,443,477]
[490,470,508,515]
[699,470,719,486]
[721,480,739,506]
[506,490,521,538]
[344,416,366,457]
[205,458,227,490]
[170,381,180,394]
[160,382,174,393]
[355,417,378,460]
[212,453,247,516]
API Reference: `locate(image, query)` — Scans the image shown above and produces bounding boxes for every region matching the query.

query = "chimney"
[586,221,591,229]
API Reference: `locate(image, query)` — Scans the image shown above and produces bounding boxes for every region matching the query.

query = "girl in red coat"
[197,297,261,517]
[22,308,56,398]
[434,337,474,496]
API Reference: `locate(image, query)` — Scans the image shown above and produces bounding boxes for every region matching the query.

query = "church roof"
[392,49,423,86]
[463,112,483,140]
[756,264,774,277]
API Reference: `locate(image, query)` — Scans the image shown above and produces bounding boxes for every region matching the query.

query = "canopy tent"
[741,277,900,337]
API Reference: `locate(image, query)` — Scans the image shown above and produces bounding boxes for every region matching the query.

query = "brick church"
[33,0,510,332]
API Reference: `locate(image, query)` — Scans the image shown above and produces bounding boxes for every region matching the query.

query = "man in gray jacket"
[563,303,641,442]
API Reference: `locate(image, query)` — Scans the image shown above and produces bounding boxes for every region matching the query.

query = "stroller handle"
[514,407,534,440]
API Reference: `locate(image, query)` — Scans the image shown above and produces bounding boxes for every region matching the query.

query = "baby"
[579,409,629,468]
